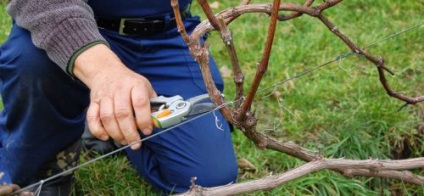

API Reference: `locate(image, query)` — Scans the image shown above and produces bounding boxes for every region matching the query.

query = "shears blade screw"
[176,102,187,109]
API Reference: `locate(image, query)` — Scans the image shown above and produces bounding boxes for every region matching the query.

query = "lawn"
[1,0,423,195]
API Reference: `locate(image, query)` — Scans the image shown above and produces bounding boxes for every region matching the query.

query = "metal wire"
[258,22,423,94]
[11,101,234,195]
[9,21,423,196]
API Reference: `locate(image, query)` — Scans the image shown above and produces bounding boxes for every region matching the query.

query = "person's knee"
[127,146,239,194]
[157,161,238,194]
[167,155,238,193]
[194,160,238,188]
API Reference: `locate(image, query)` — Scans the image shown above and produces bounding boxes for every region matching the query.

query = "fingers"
[114,87,141,149]
[86,101,109,141]
[84,66,156,151]
[132,86,154,136]
[0,183,20,195]
[87,85,153,150]
[88,96,140,149]
[99,97,127,145]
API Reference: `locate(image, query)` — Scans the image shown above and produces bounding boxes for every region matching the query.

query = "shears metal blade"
[150,94,216,128]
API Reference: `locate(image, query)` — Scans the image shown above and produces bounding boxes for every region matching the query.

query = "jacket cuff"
[66,40,109,77]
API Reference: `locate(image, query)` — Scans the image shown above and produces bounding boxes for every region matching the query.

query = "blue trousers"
[0,15,238,193]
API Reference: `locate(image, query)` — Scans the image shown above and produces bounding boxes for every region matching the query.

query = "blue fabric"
[87,0,192,18]
[0,24,90,186]
[0,12,237,194]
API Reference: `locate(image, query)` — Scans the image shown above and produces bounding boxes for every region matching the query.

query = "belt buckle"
[118,18,131,36]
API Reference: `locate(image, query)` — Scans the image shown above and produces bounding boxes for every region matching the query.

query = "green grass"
[75,153,158,196]
[1,0,424,195]
[0,0,10,109]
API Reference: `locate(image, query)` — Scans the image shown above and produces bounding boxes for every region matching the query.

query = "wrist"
[73,44,124,88]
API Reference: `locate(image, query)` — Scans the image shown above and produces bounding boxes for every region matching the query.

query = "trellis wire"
[258,22,423,94]
[11,101,234,195]
[10,21,423,196]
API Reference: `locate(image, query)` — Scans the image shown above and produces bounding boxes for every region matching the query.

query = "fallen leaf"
[220,66,232,79]
[210,1,220,9]
[271,90,282,100]
[237,158,257,172]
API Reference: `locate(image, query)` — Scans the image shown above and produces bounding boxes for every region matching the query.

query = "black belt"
[96,10,189,36]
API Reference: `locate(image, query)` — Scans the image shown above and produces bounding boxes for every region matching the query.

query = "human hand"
[74,44,157,150]
[0,183,19,196]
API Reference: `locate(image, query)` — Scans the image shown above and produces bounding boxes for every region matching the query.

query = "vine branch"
[238,0,281,122]
[171,0,424,195]
[177,158,424,196]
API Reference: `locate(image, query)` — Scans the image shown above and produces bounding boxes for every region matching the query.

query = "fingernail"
[120,140,128,146]
[131,142,141,150]
[143,128,152,135]
[99,134,109,141]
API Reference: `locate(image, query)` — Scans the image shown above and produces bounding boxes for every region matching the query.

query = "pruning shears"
[150,94,216,128]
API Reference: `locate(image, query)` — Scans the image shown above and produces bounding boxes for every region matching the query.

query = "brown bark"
[171,0,424,195]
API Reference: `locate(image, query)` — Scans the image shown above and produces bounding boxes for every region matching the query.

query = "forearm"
[6,0,107,73]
